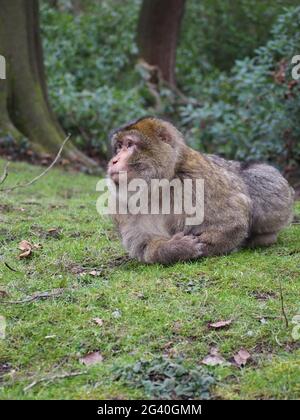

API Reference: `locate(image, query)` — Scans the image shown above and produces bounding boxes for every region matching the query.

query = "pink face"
[107,134,139,183]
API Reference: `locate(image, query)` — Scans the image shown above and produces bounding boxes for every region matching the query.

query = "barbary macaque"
[107,117,294,264]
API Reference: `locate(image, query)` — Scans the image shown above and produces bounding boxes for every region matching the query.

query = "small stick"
[2,288,66,304]
[4,262,20,273]
[0,162,9,185]
[0,134,71,193]
[23,371,87,392]
[279,279,289,328]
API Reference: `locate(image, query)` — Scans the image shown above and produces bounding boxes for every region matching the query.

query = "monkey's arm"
[143,232,205,264]
[121,227,203,264]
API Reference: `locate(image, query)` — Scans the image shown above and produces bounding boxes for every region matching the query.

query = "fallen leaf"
[0,290,9,298]
[19,240,32,251]
[208,319,232,329]
[18,240,33,258]
[202,355,226,366]
[89,270,102,277]
[18,240,41,258]
[133,291,145,300]
[232,348,251,367]
[47,228,61,238]
[79,351,103,366]
[92,318,104,326]
[202,347,227,366]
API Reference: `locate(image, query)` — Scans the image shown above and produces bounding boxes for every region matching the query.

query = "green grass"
[0,159,299,400]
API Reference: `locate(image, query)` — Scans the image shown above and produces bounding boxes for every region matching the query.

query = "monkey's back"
[206,154,294,243]
[239,163,294,235]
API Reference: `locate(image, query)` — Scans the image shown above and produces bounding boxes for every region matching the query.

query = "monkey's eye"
[115,143,122,153]
[127,141,134,149]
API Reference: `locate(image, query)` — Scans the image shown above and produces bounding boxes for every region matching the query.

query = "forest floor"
[0,159,299,400]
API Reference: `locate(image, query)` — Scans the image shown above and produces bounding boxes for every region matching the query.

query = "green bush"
[177,0,297,95]
[41,1,300,168]
[41,0,145,153]
[179,6,300,169]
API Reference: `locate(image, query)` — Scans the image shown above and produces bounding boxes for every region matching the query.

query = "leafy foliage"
[41,1,300,170]
[177,0,296,93]
[114,357,215,399]
[41,0,145,153]
[179,6,300,169]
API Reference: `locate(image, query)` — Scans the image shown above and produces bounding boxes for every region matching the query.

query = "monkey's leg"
[246,232,278,248]
[142,232,204,264]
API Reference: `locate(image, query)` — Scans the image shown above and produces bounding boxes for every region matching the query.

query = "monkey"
[106,116,295,264]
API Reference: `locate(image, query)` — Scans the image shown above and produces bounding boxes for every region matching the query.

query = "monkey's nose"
[112,157,119,165]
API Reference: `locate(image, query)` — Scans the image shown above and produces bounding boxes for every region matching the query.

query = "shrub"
[179,6,300,169]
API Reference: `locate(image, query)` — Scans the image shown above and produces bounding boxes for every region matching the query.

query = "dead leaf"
[0,290,9,298]
[89,270,102,277]
[18,240,33,258]
[18,240,41,258]
[202,354,226,366]
[92,318,104,326]
[232,348,251,367]
[133,291,145,300]
[47,228,61,238]
[202,346,226,366]
[19,240,32,251]
[79,351,103,366]
[208,319,232,329]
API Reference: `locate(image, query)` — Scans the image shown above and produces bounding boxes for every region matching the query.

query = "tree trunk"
[137,0,186,86]
[0,0,94,165]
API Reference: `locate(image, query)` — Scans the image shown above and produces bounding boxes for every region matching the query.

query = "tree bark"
[137,0,186,86]
[0,0,94,165]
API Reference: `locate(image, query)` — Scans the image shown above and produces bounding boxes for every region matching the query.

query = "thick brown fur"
[107,117,295,264]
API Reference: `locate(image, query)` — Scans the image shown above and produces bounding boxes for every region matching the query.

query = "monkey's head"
[107,117,185,183]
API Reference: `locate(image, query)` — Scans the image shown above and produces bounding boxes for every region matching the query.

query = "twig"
[23,370,87,392]
[279,279,289,328]
[0,134,71,193]
[4,262,20,273]
[0,162,9,185]
[2,288,66,304]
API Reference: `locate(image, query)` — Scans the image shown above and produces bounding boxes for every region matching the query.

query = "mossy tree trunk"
[137,0,186,86]
[0,0,94,165]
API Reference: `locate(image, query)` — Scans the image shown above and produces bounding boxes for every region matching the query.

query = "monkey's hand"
[143,232,204,264]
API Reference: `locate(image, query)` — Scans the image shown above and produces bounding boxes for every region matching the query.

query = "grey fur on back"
[207,155,295,241]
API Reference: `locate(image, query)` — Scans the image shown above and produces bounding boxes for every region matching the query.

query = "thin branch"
[2,288,66,304]
[23,371,87,392]
[4,262,20,273]
[0,134,71,193]
[0,162,9,185]
[279,279,289,328]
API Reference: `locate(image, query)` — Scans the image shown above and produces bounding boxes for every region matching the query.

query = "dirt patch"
[251,291,277,301]
[0,204,14,213]
[0,363,12,382]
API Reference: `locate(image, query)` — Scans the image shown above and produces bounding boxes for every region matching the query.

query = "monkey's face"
[108,132,142,184]
[108,130,175,184]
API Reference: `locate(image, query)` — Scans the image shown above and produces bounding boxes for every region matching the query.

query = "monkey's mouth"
[109,170,130,184]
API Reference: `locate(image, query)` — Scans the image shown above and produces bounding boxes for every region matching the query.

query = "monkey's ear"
[157,125,174,145]
[158,121,186,147]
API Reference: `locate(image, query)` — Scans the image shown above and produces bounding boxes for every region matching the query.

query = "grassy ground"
[0,159,299,400]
